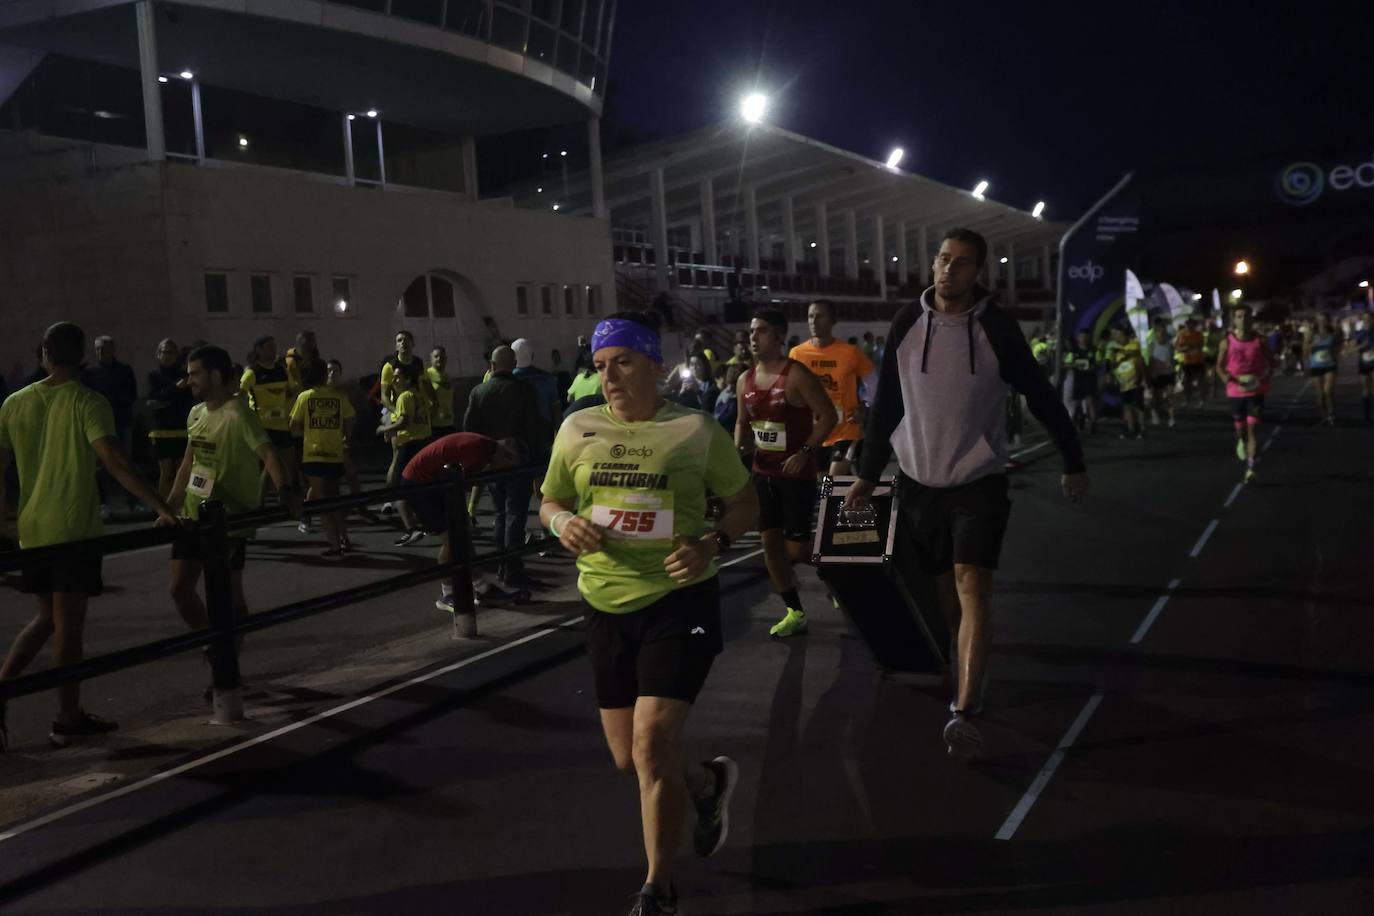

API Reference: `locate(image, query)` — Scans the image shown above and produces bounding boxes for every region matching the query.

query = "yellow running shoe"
[769,608,808,637]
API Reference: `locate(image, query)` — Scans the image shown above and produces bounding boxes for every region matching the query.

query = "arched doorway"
[395,270,490,377]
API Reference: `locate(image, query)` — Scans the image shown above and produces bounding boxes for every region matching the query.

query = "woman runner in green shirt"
[539,313,757,916]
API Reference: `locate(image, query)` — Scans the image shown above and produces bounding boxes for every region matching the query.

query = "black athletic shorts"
[753,473,818,541]
[395,439,428,476]
[1182,363,1206,379]
[1229,394,1265,421]
[897,472,1011,575]
[171,528,248,571]
[585,576,723,709]
[816,439,863,468]
[267,429,295,451]
[1150,374,1176,391]
[1308,366,1336,378]
[151,435,187,461]
[300,461,344,480]
[20,545,103,596]
[1118,388,1144,408]
[1070,373,1098,400]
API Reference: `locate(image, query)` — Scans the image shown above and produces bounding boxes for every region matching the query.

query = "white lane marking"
[0,620,582,844]
[107,543,172,561]
[1010,440,1052,461]
[719,548,764,568]
[995,690,1104,841]
[1223,482,1244,509]
[1130,578,1182,645]
[1189,519,1220,559]
[1261,438,1275,454]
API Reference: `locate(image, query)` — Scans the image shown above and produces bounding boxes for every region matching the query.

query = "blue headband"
[591,318,662,364]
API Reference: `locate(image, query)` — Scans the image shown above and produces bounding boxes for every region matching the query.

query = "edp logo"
[1067,260,1105,283]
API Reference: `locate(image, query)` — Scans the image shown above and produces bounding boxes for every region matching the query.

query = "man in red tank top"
[735,308,837,638]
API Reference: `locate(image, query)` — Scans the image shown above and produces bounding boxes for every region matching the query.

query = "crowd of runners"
[3,223,1371,915]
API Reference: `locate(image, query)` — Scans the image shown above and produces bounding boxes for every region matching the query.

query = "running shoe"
[380,502,396,516]
[49,711,118,748]
[474,581,512,606]
[1167,418,1176,429]
[435,593,455,613]
[297,520,315,535]
[943,712,983,760]
[768,608,808,637]
[392,530,425,547]
[1235,440,1247,461]
[1244,467,1257,483]
[693,755,739,857]
[626,883,678,916]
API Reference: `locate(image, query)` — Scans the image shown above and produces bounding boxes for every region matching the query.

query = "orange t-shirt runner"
[787,338,875,446]
[1175,328,1205,366]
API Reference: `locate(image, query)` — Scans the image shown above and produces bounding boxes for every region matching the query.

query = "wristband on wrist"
[549,510,574,538]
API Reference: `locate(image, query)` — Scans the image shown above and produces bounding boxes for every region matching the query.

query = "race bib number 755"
[590,489,674,540]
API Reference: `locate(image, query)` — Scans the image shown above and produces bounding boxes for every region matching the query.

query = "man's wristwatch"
[710,530,731,553]
[799,444,814,454]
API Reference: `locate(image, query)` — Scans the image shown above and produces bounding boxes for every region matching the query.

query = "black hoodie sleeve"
[979,305,1085,474]
[857,303,921,481]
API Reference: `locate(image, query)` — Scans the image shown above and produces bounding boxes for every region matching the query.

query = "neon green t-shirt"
[427,367,455,428]
[289,387,355,464]
[182,397,271,521]
[566,371,602,402]
[391,389,432,444]
[541,400,750,614]
[0,380,115,547]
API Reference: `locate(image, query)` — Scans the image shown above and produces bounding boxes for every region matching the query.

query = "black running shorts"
[816,439,863,468]
[753,473,818,541]
[267,429,296,451]
[1182,363,1206,379]
[1308,366,1336,378]
[300,461,344,481]
[897,472,1011,575]
[20,545,103,596]
[1118,388,1144,408]
[1229,394,1265,421]
[402,479,448,535]
[171,529,248,571]
[1150,374,1176,391]
[585,576,723,709]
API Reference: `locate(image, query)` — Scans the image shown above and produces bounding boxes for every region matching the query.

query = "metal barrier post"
[200,499,244,723]
[443,464,478,639]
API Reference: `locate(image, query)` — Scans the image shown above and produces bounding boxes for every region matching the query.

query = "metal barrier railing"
[0,462,551,722]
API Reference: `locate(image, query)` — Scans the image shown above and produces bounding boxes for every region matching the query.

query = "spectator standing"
[0,322,174,751]
[550,348,573,410]
[567,360,602,403]
[379,330,432,515]
[284,330,327,395]
[240,335,298,495]
[83,335,139,518]
[511,338,563,445]
[146,337,195,500]
[463,346,542,587]
[674,352,719,412]
[427,346,457,439]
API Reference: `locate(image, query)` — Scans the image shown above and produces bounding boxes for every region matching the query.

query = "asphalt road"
[0,371,1371,915]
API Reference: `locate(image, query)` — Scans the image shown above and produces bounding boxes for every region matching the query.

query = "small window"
[293,276,314,314]
[563,284,578,317]
[331,276,353,316]
[250,275,273,314]
[204,272,229,314]
[540,284,554,317]
[586,284,600,316]
[516,285,530,316]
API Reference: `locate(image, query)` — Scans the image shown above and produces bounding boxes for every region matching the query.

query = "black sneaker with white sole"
[49,711,118,748]
[943,712,983,760]
[626,883,678,916]
[693,755,738,857]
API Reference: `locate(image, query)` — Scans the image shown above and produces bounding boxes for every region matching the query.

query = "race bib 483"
[751,420,787,452]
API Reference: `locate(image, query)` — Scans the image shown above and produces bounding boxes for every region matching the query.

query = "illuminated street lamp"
[1229,288,1244,300]
[1360,280,1370,288]
[1032,201,1045,219]
[971,179,989,200]
[885,147,905,170]
[1233,259,1250,276]
[740,92,768,125]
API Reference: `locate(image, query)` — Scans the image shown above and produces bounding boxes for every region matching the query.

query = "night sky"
[606,0,1374,220]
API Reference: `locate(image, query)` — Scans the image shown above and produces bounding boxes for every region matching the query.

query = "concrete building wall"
[0,136,615,388]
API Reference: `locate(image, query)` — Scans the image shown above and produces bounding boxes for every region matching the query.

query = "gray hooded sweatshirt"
[859,286,1084,488]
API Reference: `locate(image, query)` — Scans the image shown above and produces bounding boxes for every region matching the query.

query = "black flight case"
[811,475,950,682]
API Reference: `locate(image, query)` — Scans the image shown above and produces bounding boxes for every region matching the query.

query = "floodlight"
[999,256,1009,264]
[157,76,168,83]
[366,109,378,118]
[1032,201,1045,218]
[1360,280,1370,288]
[740,93,767,124]
[238,136,248,148]
[885,148,904,170]
[1230,288,1243,299]
[972,180,989,199]
[1234,260,1250,276]
[179,70,194,80]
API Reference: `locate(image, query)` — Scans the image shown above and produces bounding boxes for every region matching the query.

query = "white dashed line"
[1189,519,1220,559]
[1130,578,1182,644]
[995,691,1105,841]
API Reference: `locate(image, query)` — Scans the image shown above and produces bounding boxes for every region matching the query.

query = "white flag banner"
[1125,269,1145,303]
[1158,283,1187,321]
[1125,270,1150,347]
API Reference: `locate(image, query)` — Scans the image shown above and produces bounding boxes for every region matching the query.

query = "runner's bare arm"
[733,372,751,453]
[663,482,758,582]
[790,362,838,446]
[167,441,194,513]
[1214,336,1231,384]
[91,436,177,524]
[540,496,602,555]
